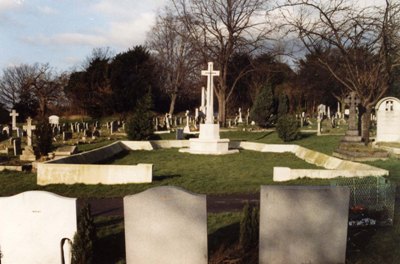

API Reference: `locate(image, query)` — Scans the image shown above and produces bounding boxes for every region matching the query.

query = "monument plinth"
[180,62,238,155]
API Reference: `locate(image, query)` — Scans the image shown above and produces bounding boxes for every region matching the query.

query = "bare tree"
[172,0,275,125]
[146,7,200,115]
[281,0,400,143]
[0,64,35,109]
[28,64,68,119]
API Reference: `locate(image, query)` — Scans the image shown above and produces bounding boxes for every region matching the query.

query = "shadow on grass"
[254,131,274,141]
[153,174,181,181]
[208,222,240,255]
[94,231,126,264]
[299,132,316,140]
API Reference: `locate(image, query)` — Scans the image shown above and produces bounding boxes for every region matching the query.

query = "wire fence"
[331,176,396,226]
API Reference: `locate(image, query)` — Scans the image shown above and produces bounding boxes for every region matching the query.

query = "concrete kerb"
[37,140,388,185]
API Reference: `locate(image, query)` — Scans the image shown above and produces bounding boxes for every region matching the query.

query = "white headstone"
[0,191,77,264]
[124,186,207,264]
[259,186,349,264]
[49,115,60,125]
[238,108,243,123]
[375,97,400,142]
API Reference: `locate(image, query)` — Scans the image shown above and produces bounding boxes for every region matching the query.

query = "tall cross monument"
[23,117,36,147]
[344,92,361,131]
[201,62,219,124]
[10,109,19,130]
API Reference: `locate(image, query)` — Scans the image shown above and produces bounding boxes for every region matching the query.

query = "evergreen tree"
[34,119,53,157]
[250,83,274,127]
[276,114,299,142]
[277,93,289,118]
[126,90,154,140]
[71,204,97,264]
[239,202,259,250]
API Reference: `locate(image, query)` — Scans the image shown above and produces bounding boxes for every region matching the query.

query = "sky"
[0,0,167,71]
[0,0,387,73]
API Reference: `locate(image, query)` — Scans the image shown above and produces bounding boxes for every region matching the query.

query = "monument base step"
[179,138,239,155]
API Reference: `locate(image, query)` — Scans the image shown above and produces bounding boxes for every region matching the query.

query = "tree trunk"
[217,92,226,127]
[361,106,372,144]
[168,93,177,115]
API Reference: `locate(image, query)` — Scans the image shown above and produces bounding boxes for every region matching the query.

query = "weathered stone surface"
[124,186,207,264]
[376,97,400,142]
[259,186,350,264]
[0,191,77,264]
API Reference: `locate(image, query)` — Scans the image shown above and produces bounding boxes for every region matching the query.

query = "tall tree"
[110,46,156,114]
[147,7,200,115]
[282,0,400,143]
[173,0,274,126]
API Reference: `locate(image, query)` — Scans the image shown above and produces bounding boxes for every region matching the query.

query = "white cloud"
[22,33,108,47]
[0,0,23,12]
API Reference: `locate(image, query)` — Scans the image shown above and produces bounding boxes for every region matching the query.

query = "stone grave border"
[37,140,388,186]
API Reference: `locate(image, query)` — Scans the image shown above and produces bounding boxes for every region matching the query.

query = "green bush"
[71,204,97,264]
[34,120,53,156]
[126,91,154,140]
[276,114,299,142]
[239,202,259,250]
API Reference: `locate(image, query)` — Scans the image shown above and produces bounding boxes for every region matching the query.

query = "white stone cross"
[23,117,36,146]
[9,109,19,130]
[201,62,220,124]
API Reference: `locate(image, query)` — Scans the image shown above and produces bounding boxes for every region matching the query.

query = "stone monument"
[124,186,207,264]
[9,109,19,130]
[20,117,37,161]
[180,62,238,155]
[259,186,350,264]
[0,191,77,264]
[375,97,400,142]
[342,92,361,142]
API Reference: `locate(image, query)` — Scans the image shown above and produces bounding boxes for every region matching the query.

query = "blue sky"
[0,0,167,71]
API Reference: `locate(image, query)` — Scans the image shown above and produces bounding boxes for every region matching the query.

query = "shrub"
[250,84,274,127]
[276,114,299,142]
[34,120,53,156]
[126,91,154,140]
[71,204,97,264]
[239,202,259,250]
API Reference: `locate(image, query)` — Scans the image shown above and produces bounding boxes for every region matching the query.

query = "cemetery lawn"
[0,149,330,198]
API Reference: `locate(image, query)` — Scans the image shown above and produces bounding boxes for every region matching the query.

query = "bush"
[250,84,274,127]
[71,204,97,264]
[34,120,53,156]
[239,202,259,251]
[126,91,154,140]
[276,114,299,142]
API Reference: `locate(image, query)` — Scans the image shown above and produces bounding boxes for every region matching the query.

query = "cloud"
[22,33,108,47]
[0,0,23,12]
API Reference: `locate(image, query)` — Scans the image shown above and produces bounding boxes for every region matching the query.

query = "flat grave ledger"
[0,191,77,264]
[124,186,208,264]
[259,185,350,264]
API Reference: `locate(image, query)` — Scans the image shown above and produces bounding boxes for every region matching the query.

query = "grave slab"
[0,191,77,264]
[124,186,207,264]
[259,186,349,264]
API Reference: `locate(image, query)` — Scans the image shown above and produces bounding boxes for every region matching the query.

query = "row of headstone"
[0,186,350,263]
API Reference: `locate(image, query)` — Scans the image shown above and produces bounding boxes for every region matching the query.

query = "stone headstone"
[259,186,350,264]
[376,97,400,142]
[124,186,207,264]
[176,128,184,140]
[2,125,10,137]
[48,115,60,125]
[63,131,73,141]
[0,191,77,264]
[12,137,21,156]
